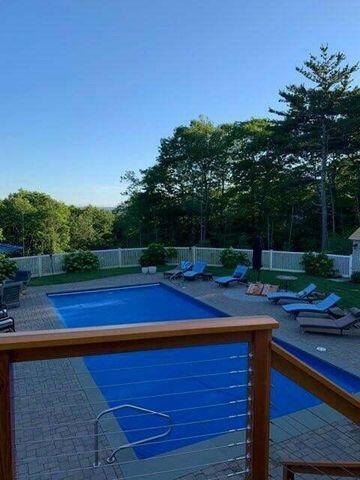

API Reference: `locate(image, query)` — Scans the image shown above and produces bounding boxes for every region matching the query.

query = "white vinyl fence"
[10,247,354,278]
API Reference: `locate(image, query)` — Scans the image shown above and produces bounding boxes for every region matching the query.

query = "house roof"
[349,227,360,241]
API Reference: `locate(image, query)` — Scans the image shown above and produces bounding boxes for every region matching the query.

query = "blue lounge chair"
[282,293,341,318]
[183,261,207,280]
[164,261,192,279]
[267,283,316,304]
[214,265,249,287]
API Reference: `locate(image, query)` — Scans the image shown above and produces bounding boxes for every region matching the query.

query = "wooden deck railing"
[282,461,360,479]
[0,316,278,480]
[271,342,360,424]
[2,320,359,480]
[272,342,360,480]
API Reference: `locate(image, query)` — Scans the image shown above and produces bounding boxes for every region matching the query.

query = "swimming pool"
[49,283,360,460]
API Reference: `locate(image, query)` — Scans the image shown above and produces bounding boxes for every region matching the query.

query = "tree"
[156,117,233,244]
[69,206,115,250]
[0,190,70,254]
[271,45,359,249]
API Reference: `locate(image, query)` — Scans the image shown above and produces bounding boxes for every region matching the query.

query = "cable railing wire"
[15,412,249,447]
[11,369,249,400]
[13,383,249,415]
[270,406,358,478]
[22,454,249,479]
[13,398,249,434]
[271,384,360,461]
[19,438,249,467]
[269,420,341,480]
[13,353,249,382]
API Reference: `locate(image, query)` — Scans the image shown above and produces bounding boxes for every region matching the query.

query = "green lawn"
[30,265,169,286]
[31,265,360,308]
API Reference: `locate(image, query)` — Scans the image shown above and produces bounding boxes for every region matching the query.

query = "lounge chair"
[1,282,22,309]
[282,293,341,318]
[163,261,192,280]
[0,316,15,332]
[214,265,249,287]
[183,261,207,280]
[297,308,360,335]
[267,283,316,304]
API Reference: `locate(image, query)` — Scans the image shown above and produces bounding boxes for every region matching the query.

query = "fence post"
[269,250,273,271]
[191,246,196,264]
[247,330,272,479]
[118,248,122,268]
[38,256,42,277]
[349,255,353,278]
[0,353,14,479]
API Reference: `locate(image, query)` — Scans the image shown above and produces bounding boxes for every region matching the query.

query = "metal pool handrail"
[93,403,173,467]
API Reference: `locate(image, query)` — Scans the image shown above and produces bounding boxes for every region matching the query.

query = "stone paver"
[8,273,360,479]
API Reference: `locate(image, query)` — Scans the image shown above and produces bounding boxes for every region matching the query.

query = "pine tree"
[271,45,359,249]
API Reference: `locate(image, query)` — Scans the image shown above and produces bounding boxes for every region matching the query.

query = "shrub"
[139,243,167,267]
[139,251,151,267]
[64,250,100,273]
[351,271,360,284]
[220,248,250,269]
[301,252,334,278]
[0,254,18,282]
[166,247,177,262]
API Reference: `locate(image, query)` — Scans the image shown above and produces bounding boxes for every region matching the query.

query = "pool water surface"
[49,283,360,459]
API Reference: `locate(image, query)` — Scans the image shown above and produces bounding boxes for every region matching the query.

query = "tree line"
[1,46,360,256]
[0,190,116,255]
[117,46,360,253]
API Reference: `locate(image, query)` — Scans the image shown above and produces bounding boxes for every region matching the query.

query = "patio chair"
[183,261,207,280]
[1,281,22,309]
[297,308,360,335]
[267,283,316,304]
[282,293,341,318]
[0,315,15,332]
[163,261,192,280]
[6,270,32,290]
[214,265,249,287]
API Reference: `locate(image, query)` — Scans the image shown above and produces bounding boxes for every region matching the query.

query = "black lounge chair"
[1,281,22,309]
[297,308,360,335]
[0,316,15,332]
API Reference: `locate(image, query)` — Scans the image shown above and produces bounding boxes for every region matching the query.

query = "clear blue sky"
[1,0,359,207]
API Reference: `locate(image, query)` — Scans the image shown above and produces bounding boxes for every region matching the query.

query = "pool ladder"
[93,404,173,466]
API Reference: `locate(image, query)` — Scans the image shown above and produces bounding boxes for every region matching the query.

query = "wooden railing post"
[247,330,272,480]
[0,352,14,479]
[283,466,295,479]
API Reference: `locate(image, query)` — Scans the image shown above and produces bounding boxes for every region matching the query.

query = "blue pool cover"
[49,283,360,459]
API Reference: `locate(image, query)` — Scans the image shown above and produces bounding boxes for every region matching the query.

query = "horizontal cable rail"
[0,316,277,480]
